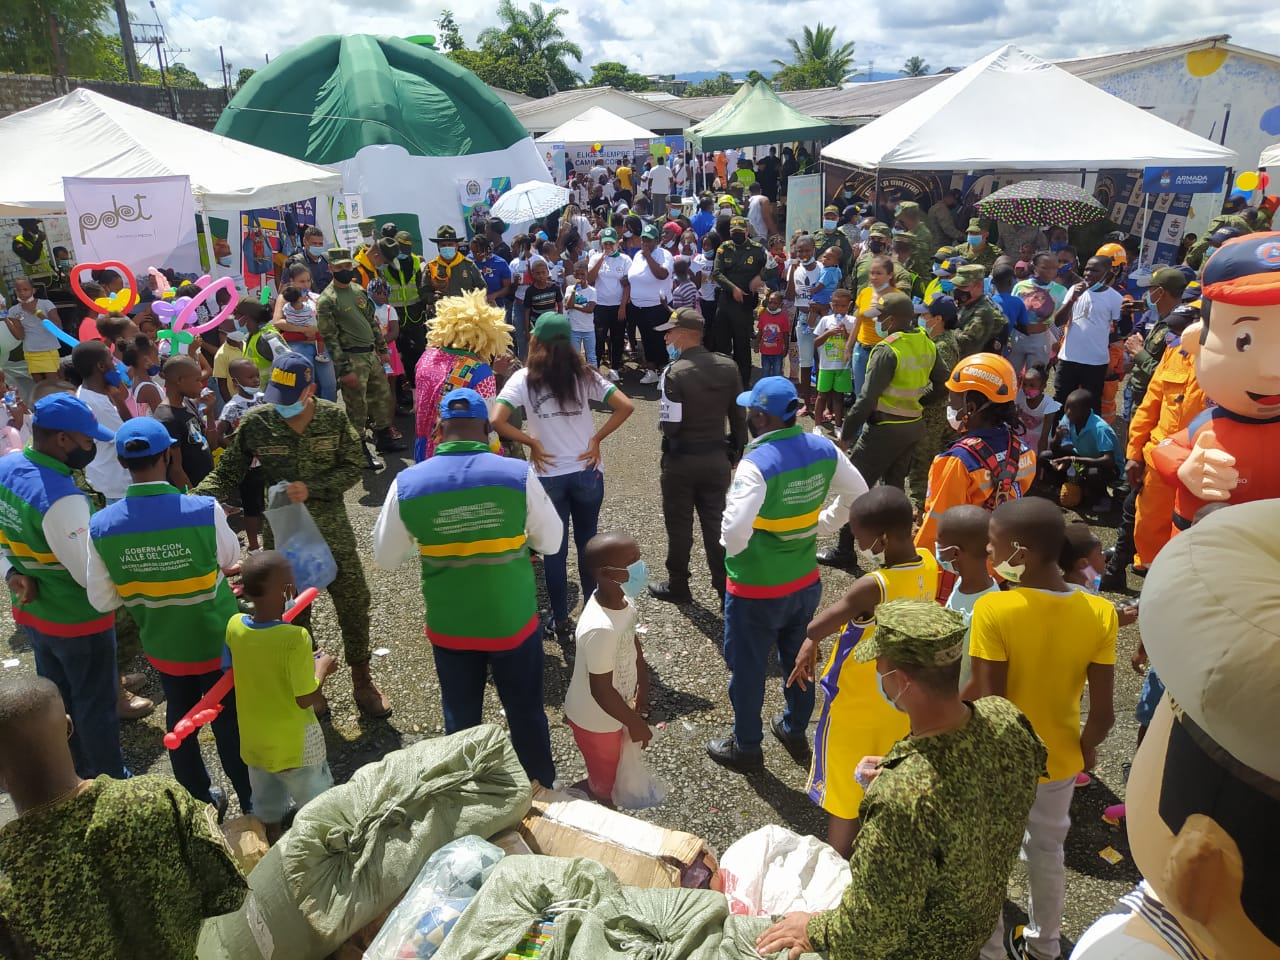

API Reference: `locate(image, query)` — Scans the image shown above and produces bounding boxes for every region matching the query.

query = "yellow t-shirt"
[854,286,886,347]
[616,165,633,191]
[969,588,1116,781]
[212,341,244,397]
[224,614,322,771]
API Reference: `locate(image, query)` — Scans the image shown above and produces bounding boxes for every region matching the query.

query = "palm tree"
[477,0,583,95]
[900,55,930,77]
[771,23,855,89]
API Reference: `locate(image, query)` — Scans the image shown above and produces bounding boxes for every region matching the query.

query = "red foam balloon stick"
[283,587,319,623]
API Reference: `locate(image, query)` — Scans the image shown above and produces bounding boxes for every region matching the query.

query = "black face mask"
[731,231,748,245]
[867,240,886,254]
[953,289,974,305]
[332,269,355,284]
[64,445,96,471]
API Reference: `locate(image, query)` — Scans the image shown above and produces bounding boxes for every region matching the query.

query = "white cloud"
[143,0,1280,88]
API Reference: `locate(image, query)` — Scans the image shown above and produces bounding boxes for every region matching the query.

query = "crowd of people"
[0,156,1275,960]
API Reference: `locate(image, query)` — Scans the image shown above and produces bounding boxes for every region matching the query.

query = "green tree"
[163,62,206,88]
[235,67,256,89]
[437,9,466,51]
[447,47,556,97]
[589,60,650,92]
[770,23,855,91]
[683,71,737,97]
[0,0,113,76]
[476,0,582,95]
[900,55,929,77]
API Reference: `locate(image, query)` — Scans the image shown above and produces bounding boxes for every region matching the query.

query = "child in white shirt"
[564,261,599,368]
[810,288,856,430]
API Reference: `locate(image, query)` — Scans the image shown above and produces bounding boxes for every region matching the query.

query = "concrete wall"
[0,73,228,129]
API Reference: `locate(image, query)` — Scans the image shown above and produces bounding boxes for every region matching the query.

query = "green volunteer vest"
[875,329,936,421]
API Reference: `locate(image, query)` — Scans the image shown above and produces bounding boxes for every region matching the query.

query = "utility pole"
[114,0,141,81]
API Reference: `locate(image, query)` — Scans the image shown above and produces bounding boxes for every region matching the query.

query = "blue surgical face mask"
[1089,280,1107,292]
[940,279,955,293]
[1050,241,1068,252]
[273,399,307,419]
[399,252,411,262]
[147,364,161,377]
[935,545,958,574]
[1143,291,1155,309]
[966,233,983,246]
[1058,264,1073,277]
[216,255,231,267]
[822,219,837,231]
[874,319,891,338]
[439,246,457,260]
[616,559,647,599]
[308,245,325,257]
[666,343,682,362]
[876,669,906,712]
[103,366,124,387]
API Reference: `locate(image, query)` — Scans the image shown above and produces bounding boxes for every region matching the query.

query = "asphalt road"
[0,376,1146,951]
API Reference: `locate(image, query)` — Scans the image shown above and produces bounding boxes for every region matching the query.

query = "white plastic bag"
[610,736,669,810]
[363,835,505,960]
[262,481,337,590]
[720,825,851,916]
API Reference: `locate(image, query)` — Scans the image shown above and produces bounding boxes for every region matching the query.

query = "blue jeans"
[760,353,784,378]
[159,669,253,810]
[27,626,126,779]
[852,342,871,399]
[723,578,822,751]
[431,627,555,787]
[290,341,338,402]
[571,328,598,366]
[247,761,333,823]
[540,468,605,624]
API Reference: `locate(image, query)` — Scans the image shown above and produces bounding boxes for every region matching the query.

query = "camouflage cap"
[730,216,749,231]
[853,598,968,667]
[868,221,892,238]
[327,247,353,267]
[896,200,921,216]
[966,217,986,233]
[954,263,987,285]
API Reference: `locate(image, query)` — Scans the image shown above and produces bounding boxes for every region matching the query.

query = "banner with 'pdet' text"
[63,175,200,278]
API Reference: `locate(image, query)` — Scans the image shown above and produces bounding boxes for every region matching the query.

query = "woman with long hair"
[492,312,634,640]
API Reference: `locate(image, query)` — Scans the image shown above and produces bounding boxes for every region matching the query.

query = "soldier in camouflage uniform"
[194,352,392,718]
[958,217,1004,270]
[952,264,1007,356]
[909,295,963,510]
[316,248,405,469]
[756,599,1046,960]
[851,223,915,298]
[1183,212,1253,271]
[894,201,935,279]
[816,203,855,275]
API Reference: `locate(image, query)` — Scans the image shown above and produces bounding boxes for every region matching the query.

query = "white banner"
[785,173,824,243]
[62,175,200,277]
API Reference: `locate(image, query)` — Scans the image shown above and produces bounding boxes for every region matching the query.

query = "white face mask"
[994,543,1026,583]
[866,535,886,566]
[946,405,964,431]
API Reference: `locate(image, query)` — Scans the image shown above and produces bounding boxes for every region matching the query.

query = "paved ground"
[0,376,1147,951]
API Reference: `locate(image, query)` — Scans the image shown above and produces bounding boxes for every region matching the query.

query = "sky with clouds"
[145,0,1280,86]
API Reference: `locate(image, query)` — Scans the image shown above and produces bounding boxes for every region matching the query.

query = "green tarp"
[687,80,838,152]
[214,34,530,164]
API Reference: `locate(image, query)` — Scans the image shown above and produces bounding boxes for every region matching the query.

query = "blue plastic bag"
[263,481,337,590]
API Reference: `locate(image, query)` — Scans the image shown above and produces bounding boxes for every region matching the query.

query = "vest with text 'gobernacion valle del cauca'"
[726,426,837,599]
[397,441,538,651]
[88,484,238,674]
[0,450,114,637]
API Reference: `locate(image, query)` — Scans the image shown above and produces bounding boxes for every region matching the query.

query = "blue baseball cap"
[32,394,115,442]
[439,387,488,420]
[737,376,799,418]
[262,352,315,405]
[924,294,958,325]
[115,417,177,458]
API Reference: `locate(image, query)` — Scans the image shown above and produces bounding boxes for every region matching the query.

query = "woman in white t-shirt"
[587,229,633,379]
[492,311,634,640]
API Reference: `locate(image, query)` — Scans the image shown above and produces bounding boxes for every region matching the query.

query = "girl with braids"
[914,352,1037,551]
[491,312,634,641]
[119,334,163,416]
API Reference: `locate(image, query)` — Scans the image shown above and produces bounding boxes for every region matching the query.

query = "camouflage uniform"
[1183,213,1252,270]
[852,238,915,299]
[806,600,1047,960]
[895,203,936,279]
[957,240,1004,270]
[315,262,393,436]
[953,264,1006,358]
[908,329,961,509]
[194,400,372,666]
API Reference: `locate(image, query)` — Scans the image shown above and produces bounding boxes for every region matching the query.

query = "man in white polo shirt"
[1053,254,1123,413]
[648,157,674,217]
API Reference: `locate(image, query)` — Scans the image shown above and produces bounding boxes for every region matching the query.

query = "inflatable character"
[1071,499,1280,959]
[1151,232,1280,530]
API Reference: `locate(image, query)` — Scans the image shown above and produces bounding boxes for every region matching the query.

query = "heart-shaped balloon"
[70,261,138,315]
[175,276,239,337]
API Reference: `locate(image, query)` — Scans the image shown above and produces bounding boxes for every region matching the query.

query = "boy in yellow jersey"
[969,497,1116,960]
[788,485,940,857]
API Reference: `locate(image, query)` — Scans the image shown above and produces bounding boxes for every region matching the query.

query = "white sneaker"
[640,370,660,384]
[606,367,620,383]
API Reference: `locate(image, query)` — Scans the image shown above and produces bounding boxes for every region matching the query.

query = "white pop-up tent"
[535,106,657,146]
[1262,142,1280,168]
[822,44,1239,172]
[0,89,343,216]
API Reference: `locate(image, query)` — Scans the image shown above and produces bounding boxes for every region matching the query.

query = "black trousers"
[713,292,755,387]
[1109,479,1141,572]
[397,301,428,390]
[595,302,625,368]
[633,303,668,368]
[700,297,718,348]
[660,450,731,592]
[1054,360,1107,413]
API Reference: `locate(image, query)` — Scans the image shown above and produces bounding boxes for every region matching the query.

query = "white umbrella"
[490,180,570,223]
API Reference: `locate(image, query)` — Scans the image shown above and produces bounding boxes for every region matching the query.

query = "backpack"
[949,432,1024,509]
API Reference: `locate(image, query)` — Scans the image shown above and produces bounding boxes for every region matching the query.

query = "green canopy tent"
[213,34,550,255]
[686,79,838,152]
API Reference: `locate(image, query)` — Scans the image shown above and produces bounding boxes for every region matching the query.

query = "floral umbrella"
[976,179,1106,227]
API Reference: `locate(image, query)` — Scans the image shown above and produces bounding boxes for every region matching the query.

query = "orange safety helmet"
[1096,242,1128,266]
[948,352,1016,402]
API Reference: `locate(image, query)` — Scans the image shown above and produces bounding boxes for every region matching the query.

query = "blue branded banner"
[1141,166,1228,194]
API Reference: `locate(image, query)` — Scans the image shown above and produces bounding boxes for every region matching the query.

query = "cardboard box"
[518,785,719,889]
[220,815,269,876]
[491,828,535,857]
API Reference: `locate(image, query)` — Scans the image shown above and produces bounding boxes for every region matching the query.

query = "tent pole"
[1140,194,1151,266]
[198,200,217,275]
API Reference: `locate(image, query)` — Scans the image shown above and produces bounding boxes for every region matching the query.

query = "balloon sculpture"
[161,587,319,750]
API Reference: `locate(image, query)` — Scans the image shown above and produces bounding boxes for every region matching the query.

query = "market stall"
[535,106,658,177]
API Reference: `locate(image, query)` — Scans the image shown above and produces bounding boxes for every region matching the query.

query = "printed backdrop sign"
[1095,169,1192,267]
[785,173,824,241]
[567,142,635,175]
[63,175,200,275]
[235,199,318,289]
[456,177,512,239]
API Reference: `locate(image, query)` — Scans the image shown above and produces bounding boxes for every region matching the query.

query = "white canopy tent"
[1261,142,1280,167]
[0,89,343,217]
[822,44,1239,172]
[534,106,657,145]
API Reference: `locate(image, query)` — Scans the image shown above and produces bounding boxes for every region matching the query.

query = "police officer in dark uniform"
[648,307,747,606]
[712,216,766,387]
